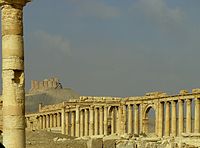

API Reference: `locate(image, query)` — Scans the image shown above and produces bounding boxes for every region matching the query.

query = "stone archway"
[143,105,156,134]
[108,106,117,134]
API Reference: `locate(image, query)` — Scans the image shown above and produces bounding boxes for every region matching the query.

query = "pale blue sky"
[2,0,200,97]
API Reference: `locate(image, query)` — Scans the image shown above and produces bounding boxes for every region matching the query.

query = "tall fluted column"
[61,108,66,134]
[89,106,94,136]
[134,104,139,135]
[99,107,104,135]
[43,115,46,129]
[111,108,115,134]
[80,110,84,137]
[85,109,89,136]
[186,99,192,133]
[104,106,108,135]
[178,100,184,136]
[75,106,80,137]
[0,1,30,147]
[165,102,170,136]
[158,102,163,137]
[66,112,69,135]
[94,108,99,135]
[57,112,61,127]
[128,105,133,134]
[171,100,177,136]
[194,98,200,133]
[71,111,75,136]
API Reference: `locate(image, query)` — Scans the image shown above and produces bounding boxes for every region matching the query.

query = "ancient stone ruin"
[25,88,200,147]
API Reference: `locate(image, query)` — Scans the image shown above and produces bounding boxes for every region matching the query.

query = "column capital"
[178,99,183,103]
[0,0,30,7]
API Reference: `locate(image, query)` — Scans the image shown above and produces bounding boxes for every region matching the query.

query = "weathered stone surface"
[87,138,103,148]
[103,139,116,148]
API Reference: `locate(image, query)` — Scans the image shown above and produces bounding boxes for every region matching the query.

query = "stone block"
[87,138,103,148]
[103,139,116,148]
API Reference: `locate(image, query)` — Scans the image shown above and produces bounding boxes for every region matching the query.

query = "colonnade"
[38,112,61,129]
[26,94,200,138]
[157,98,200,137]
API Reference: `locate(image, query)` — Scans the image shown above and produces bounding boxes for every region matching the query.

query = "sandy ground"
[0,130,87,148]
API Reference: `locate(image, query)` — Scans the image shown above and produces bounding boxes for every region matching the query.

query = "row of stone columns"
[159,98,200,137]
[39,112,61,129]
[110,104,141,135]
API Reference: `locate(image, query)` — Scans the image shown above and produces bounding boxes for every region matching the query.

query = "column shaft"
[89,107,94,136]
[186,99,192,133]
[134,104,139,135]
[80,110,84,137]
[165,102,170,136]
[75,106,80,137]
[178,100,184,136]
[85,109,89,136]
[128,105,133,134]
[46,114,50,128]
[43,115,46,129]
[104,106,108,135]
[57,113,61,127]
[61,108,66,134]
[94,108,99,135]
[66,112,69,135]
[158,102,163,137]
[40,116,43,129]
[71,111,75,136]
[50,114,53,128]
[123,105,127,133]
[171,101,177,136]
[1,2,29,147]
[194,98,200,133]
[99,107,104,135]
[53,114,57,127]
[111,108,115,134]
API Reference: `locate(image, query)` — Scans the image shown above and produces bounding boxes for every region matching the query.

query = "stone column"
[46,114,50,128]
[50,114,53,128]
[99,107,104,135]
[66,112,69,135]
[71,111,75,136]
[171,100,177,136]
[123,105,127,133]
[75,106,80,137]
[61,108,66,134]
[80,110,84,137]
[186,99,192,133]
[134,104,139,135]
[158,102,163,137]
[118,105,124,135]
[104,106,108,135]
[128,105,133,134]
[53,113,57,127]
[57,112,61,127]
[0,1,30,147]
[111,108,115,134]
[94,108,99,135]
[165,101,170,136]
[194,98,200,133]
[40,116,43,129]
[43,115,46,129]
[178,100,184,136]
[89,106,94,136]
[85,109,89,136]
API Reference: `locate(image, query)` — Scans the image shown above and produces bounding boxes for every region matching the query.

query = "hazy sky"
[1,0,200,97]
